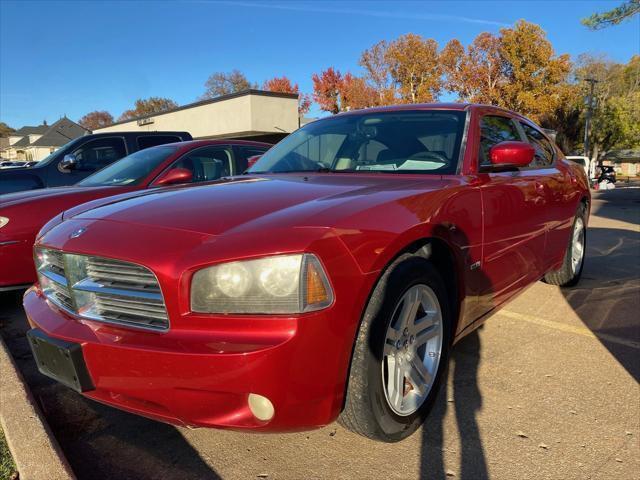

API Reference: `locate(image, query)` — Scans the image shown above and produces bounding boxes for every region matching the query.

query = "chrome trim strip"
[72,279,163,301]
[39,268,68,287]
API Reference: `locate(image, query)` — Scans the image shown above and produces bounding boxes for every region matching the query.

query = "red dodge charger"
[0,139,271,290]
[23,104,589,442]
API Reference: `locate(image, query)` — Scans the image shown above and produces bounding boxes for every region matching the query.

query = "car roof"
[332,102,543,131]
[163,139,273,151]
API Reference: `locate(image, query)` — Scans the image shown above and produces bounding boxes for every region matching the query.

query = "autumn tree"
[498,20,572,122]
[0,122,15,137]
[263,76,311,115]
[385,34,442,103]
[581,0,640,29]
[78,110,114,130]
[201,69,255,99]
[441,33,504,104]
[341,74,378,110]
[118,97,178,121]
[312,67,346,114]
[359,40,395,104]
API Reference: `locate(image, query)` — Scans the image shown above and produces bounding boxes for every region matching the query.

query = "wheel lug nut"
[396,340,402,349]
[403,328,409,336]
[410,335,415,344]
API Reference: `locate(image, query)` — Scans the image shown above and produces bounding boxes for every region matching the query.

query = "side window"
[479,115,520,167]
[71,137,127,172]
[137,135,182,150]
[169,146,233,183]
[520,123,555,167]
[236,146,270,172]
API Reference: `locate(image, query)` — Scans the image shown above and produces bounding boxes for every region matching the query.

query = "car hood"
[70,174,453,237]
[0,185,122,208]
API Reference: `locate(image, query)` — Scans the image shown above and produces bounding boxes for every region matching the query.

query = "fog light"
[248,393,274,421]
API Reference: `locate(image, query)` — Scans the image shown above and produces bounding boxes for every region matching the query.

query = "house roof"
[14,125,49,135]
[31,117,90,147]
[8,118,90,149]
[11,136,32,148]
[603,149,640,163]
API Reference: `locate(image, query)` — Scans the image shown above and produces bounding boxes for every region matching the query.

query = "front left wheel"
[338,255,452,442]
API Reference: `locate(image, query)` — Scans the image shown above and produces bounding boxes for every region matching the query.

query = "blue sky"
[1,0,638,127]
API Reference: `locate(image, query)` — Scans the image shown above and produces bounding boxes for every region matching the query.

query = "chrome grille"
[86,258,160,290]
[35,248,168,331]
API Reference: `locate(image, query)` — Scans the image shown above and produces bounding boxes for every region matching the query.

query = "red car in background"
[24,104,589,442]
[0,140,271,290]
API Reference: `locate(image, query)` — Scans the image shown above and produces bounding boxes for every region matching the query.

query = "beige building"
[95,89,300,143]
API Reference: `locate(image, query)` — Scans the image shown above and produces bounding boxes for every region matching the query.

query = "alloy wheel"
[571,217,585,275]
[382,284,443,416]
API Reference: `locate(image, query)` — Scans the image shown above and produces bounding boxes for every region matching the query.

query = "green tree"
[118,97,178,121]
[581,0,640,29]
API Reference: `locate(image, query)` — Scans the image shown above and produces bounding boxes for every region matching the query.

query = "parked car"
[0,161,24,169]
[0,131,192,194]
[0,139,270,290]
[566,155,595,180]
[23,104,589,442]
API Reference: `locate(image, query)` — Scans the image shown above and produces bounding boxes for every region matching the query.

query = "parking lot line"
[499,309,640,350]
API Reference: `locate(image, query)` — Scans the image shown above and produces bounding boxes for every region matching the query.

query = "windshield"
[77,145,179,187]
[249,110,467,175]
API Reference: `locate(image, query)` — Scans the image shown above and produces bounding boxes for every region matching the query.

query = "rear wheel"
[544,203,587,287]
[339,256,452,442]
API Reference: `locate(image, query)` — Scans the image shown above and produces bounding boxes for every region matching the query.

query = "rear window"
[137,135,182,150]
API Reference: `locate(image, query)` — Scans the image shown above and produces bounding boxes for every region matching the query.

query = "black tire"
[543,203,587,287]
[338,255,452,442]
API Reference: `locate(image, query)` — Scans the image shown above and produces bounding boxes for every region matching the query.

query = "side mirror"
[489,141,535,168]
[155,167,193,186]
[59,154,77,171]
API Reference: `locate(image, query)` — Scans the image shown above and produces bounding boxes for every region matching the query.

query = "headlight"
[0,217,8,228]
[190,253,333,314]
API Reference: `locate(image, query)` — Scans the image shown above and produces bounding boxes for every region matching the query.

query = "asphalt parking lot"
[1,186,638,480]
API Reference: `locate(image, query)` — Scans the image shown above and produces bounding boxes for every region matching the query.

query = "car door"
[517,121,575,271]
[48,137,128,187]
[475,113,547,312]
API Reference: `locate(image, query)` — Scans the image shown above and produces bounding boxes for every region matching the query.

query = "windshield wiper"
[246,167,335,175]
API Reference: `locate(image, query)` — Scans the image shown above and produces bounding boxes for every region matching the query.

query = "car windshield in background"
[77,145,179,187]
[249,110,467,175]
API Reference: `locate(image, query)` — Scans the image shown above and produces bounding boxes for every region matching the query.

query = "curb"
[0,336,76,480]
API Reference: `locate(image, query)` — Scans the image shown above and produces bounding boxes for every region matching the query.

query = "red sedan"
[0,140,271,290]
[24,104,589,442]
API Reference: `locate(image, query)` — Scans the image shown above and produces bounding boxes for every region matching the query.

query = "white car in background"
[566,156,595,180]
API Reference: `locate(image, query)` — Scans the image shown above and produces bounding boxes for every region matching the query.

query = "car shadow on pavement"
[561,226,640,382]
[0,290,221,480]
[419,329,488,480]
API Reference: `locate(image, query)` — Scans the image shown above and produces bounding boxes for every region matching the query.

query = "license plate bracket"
[27,329,94,393]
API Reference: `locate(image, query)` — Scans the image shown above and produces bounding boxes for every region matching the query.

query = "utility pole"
[583,78,599,159]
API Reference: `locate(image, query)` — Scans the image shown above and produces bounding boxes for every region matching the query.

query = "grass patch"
[0,427,17,480]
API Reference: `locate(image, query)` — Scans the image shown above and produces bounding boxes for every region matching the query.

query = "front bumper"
[23,285,364,431]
